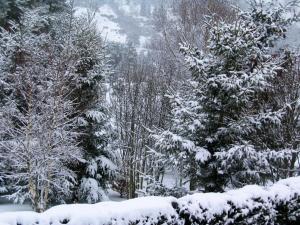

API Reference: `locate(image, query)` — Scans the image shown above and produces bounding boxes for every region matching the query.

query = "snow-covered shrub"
[1,176,300,225]
[78,160,108,203]
[176,177,300,225]
[143,181,188,198]
[136,174,189,198]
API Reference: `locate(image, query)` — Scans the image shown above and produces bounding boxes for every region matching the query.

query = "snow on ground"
[161,171,189,189]
[0,189,124,213]
[0,198,32,213]
[0,196,177,225]
[106,189,125,202]
[1,176,299,225]
[74,1,156,46]
[75,7,127,43]
[98,4,117,18]
[136,36,150,54]
[0,204,31,213]
[139,36,149,47]
[117,2,140,18]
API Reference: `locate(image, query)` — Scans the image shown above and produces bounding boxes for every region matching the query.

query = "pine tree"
[76,99,117,203]
[152,84,211,191]
[57,10,117,203]
[0,0,66,29]
[0,0,23,29]
[154,1,299,192]
[42,0,66,12]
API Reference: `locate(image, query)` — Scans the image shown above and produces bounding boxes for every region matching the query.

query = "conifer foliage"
[1,0,300,215]
[67,13,117,204]
[0,0,23,29]
[0,1,114,210]
[153,1,300,191]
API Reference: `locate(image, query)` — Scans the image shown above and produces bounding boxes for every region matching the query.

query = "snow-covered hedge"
[1,177,300,225]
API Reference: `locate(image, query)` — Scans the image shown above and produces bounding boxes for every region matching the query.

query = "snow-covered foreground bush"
[0,176,300,225]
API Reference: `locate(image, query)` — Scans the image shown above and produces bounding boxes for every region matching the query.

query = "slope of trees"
[0,0,300,213]
[108,43,172,198]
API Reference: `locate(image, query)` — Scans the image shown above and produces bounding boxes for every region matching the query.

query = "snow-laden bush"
[142,181,188,198]
[176,177,300,225]
[0,176,300,225]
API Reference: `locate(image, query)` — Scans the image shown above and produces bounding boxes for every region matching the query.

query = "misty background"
[73,0,300,49]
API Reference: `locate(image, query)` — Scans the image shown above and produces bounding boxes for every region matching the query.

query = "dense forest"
[0,0,300,218]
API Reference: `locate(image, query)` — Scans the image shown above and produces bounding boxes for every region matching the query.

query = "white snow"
[139,36,149,47]
[0,197,177,225]
[75,7,127,44]
[98,155,117,171]
[104,83,113,106]
[107,189,125,202]
[161,171,189,189]
[195,147,211,163]
[1,176,299,225]
[118,2,140,17]
[98,4,117,18]
[0,204,31,213]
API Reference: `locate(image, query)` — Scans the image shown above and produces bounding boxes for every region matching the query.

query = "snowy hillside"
[74,0,158,46]
[9,0,300,48]
[74,0,300,48]
[75,5,127,43]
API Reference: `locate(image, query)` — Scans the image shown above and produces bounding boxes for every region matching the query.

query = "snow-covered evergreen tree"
[0,0,116,207]
[154,1,300,191]
[59,10,117,203]
[151,84,211,191]
[77,101,117,203]
[0,0,23,29]
[0,0,67,29]
[0,4,83,211]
